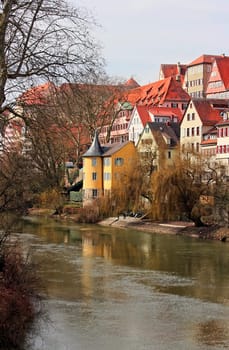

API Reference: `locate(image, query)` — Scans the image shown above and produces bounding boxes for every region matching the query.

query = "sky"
[69,0,229,85]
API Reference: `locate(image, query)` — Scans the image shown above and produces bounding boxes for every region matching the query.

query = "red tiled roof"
[122,77,190,107]
[215,56,229,89]
[192,99,222,125]
[135,105,152,126]
[123,78,140,88]
[148,106,183,122]
[164,78,190,102]
[160,64,179,78]
[19,82,57,105]
[188,54,222,67]
[201,139,217,145]
[160,63,186,83]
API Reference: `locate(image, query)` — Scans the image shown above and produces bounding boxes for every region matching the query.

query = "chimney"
[176,62,181,81]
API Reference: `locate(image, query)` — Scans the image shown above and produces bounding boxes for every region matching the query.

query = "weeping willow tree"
[150,151,221,226]
[110,153,145,215]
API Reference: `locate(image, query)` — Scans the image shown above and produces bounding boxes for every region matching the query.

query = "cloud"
[69,0,229,84]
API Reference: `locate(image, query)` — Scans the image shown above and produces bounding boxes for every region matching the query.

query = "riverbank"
[98,216,229,241]
[27,208,229,242]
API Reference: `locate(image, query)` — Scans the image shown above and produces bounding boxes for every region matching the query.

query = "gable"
[216,57,229,89]
[181,99,222,128]
[181,101,202,127]
[206,57,229,93]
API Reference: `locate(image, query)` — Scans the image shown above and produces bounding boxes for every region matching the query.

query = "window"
[103,157,110,166]
[191,127,195,136]
[92,172,97,180]
[187,128,190,137]
[92,189,98,198]
[168,151,171,159]
[115,157,124,166]
[196,126,200,136]
[92,158,97,166]
[187,113,190,121]
[192,113,195,120]
[104,172,111,181]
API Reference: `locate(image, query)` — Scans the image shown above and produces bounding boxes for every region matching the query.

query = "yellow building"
[83,131,137,204]
[180,98,222,154]
[137,122,180,170]
[183,54,222,98]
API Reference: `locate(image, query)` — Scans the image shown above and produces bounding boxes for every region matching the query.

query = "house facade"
[128,105,152,144]
[183,54,222,98]
[137,122,180,171]
[82,131,137,204]
[99,101,133,144]
[216,111,229,170]
[206,55,229,99]
[180,99,224,153]
[100,77,189,146]
[201,127,217,160]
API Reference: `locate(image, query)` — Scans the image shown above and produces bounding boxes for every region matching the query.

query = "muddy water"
[15,216,229,350]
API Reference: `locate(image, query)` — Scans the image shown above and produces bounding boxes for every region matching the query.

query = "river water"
[13,216,229,349]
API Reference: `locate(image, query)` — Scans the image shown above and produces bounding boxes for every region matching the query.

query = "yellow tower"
[83,130,137,204]
[83,130,103,203]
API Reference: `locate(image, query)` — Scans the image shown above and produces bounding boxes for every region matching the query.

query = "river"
[13,216,229,349]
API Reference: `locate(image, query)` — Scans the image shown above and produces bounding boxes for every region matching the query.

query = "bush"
[77,204,100,223]
[76,197,115,223]
[38,188,64,214]
[0,244,43,350]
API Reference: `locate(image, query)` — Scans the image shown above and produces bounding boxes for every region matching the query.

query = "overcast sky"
[69,0,229,85]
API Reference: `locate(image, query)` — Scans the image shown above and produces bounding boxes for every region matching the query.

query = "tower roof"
[83,130,103,157]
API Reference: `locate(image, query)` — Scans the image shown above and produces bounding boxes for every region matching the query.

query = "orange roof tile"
[192,99,223,125]
[148,106,183,122]
[135,105,152,126]
[160,63,186,83]
[123,78,140,88]
[160,64,179,78]
[122,77,190,107]
[201,139,217,145]
[215,56,229,89]
[188,54,222,67]
[19,82,57,105]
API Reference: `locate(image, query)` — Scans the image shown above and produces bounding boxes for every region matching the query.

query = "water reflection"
[17,216,229,305]
[11,216,229,349]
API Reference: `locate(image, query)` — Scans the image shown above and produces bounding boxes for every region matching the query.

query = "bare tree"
[0,0,105,203]
[56,78,127,142]
[0,0,104,112]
